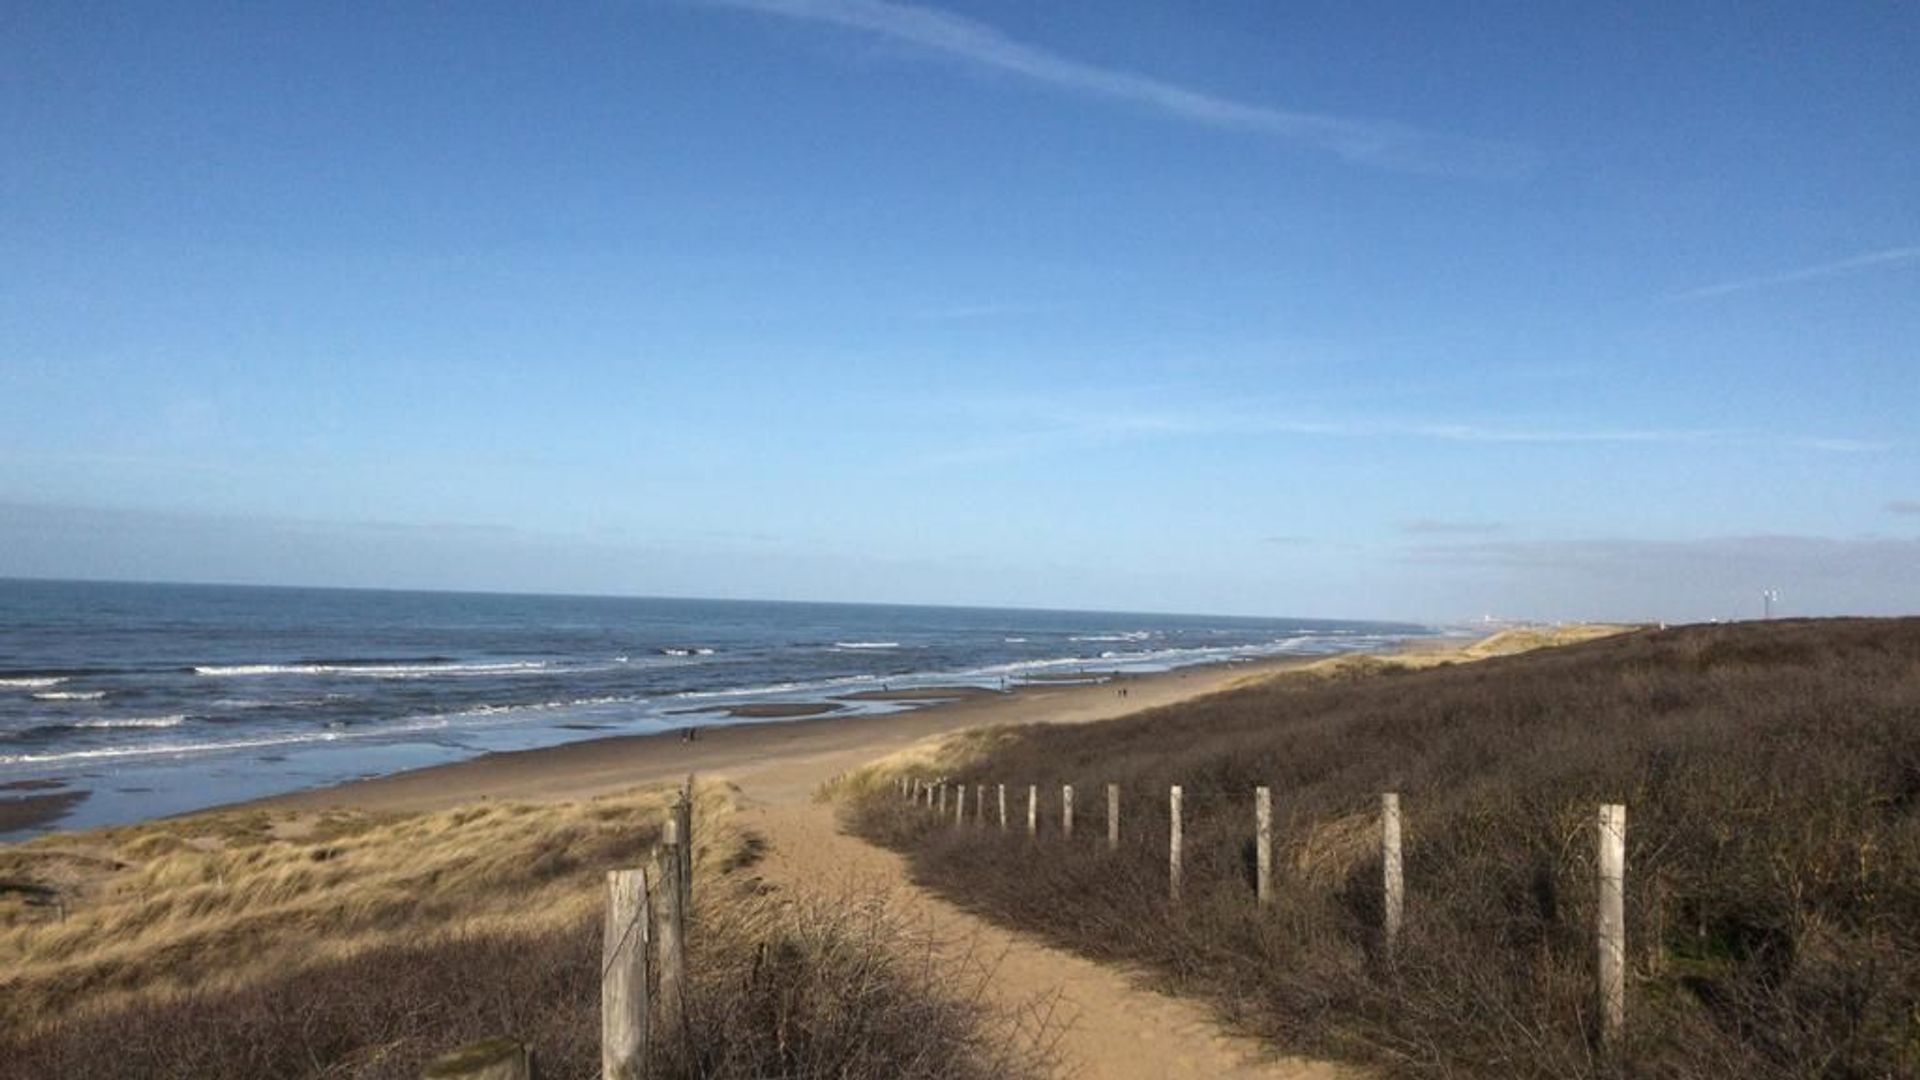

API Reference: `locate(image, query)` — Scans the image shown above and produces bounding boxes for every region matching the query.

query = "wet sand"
[838,685,997,701]
[0,789,90,833]
[258,654,1330,816]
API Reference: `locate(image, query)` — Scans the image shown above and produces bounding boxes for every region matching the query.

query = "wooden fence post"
[1597,803,1627,1054]
[602,868,649,1080]
[1062,784,1074,840]
[925,780,934,809]
[955,783,967,826]
[976,784,986,825]
[998,783,1008,830]
[1027,784,1038,837]
[424,1038,536,1080]
[1382,792,1403,947]
[670,792,693,915]
[656,844,688,1052]
[1256,786,1273,907]
[1169,785,1184,903]
[1107,783,1120,851]
[938,783,947,815]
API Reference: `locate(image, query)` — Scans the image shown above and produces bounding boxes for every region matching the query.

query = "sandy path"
[697,669,1359,1080]
[742,795,1351,1080]
[261,656,1369,1078]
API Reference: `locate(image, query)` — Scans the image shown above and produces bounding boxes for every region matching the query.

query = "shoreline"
[8,624,1576,839]
[248,650,1357,817]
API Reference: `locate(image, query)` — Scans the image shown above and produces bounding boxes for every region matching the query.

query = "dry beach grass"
[847,619,1920,1078]
[0,780,1042,1078]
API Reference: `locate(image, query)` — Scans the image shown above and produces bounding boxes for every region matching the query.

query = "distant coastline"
[0,579,1434,836]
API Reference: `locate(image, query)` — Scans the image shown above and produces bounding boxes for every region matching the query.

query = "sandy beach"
[257,654,1323,815]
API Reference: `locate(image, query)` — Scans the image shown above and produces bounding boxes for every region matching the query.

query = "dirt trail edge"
[711,664,1374,1077]
[744,795,1355,1080]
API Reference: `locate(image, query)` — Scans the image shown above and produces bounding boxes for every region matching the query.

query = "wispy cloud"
[905,400,1891,471]
[1673,246,1920,301]
[709,0,1532,177]
[1888,500,1920,516]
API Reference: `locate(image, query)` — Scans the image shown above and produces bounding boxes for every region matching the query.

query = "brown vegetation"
[847,618,1920,1078]
[2,782,1040,1078]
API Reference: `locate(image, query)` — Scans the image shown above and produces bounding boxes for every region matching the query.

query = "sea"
[0,579,1431,836]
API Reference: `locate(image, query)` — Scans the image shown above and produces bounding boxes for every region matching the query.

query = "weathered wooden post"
[1597,803,1627,1054]
[1256,786,1273,907]
[1062,784,1074,840]
[425,1038,536,1080]
[656,843,688,1051]
[602,868,649,1080]
[976,784,986,824]
[1169,785,1184,902]
[1107,783,1120,851]
[998,783,1008,830]
[1027,784,1038,837]
[955,783,967,826]
[1382,792,1403,947]
[668,791,693,914]
[938,783,947,815]
[925,780,935,809]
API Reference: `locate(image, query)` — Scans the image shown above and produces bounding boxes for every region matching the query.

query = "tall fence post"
[1597,803,1627,1054]
[602,868,649,1080]
[1027,784,1038,837]
[976,784,985,825]
[998,783,1008,830]
[656,842,689,1056]
[1382,792,1403,948]
[955,783,967,826]
[925,780,934,809]
[1107,783,1120,852]
[1169,785,1184,903]
[1256,786,1273,907]
[1062,784,1074,840]
[670,790,693,915]
[938,783,947,816]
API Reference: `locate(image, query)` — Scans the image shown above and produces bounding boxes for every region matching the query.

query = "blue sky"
[3,1,1916,621]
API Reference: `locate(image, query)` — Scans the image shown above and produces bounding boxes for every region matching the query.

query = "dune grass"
[2,781,1044,1079]
[846,618,1920,1078]
[0,786,702,1029]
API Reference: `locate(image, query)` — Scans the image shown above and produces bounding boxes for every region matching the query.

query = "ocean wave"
[0,677,65,689]
[833,641,900,650]
[75,715,187,729]
[672,674,876,701]
[32,690,107,701]
[1069,632,1152,643]
[658,647,716,657]
[1003,637,1028,643]
[0,695,652,766]
[0,729,335,766]
[433,695,642,720]
[210,697,334,709]
[194,660,554,679]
